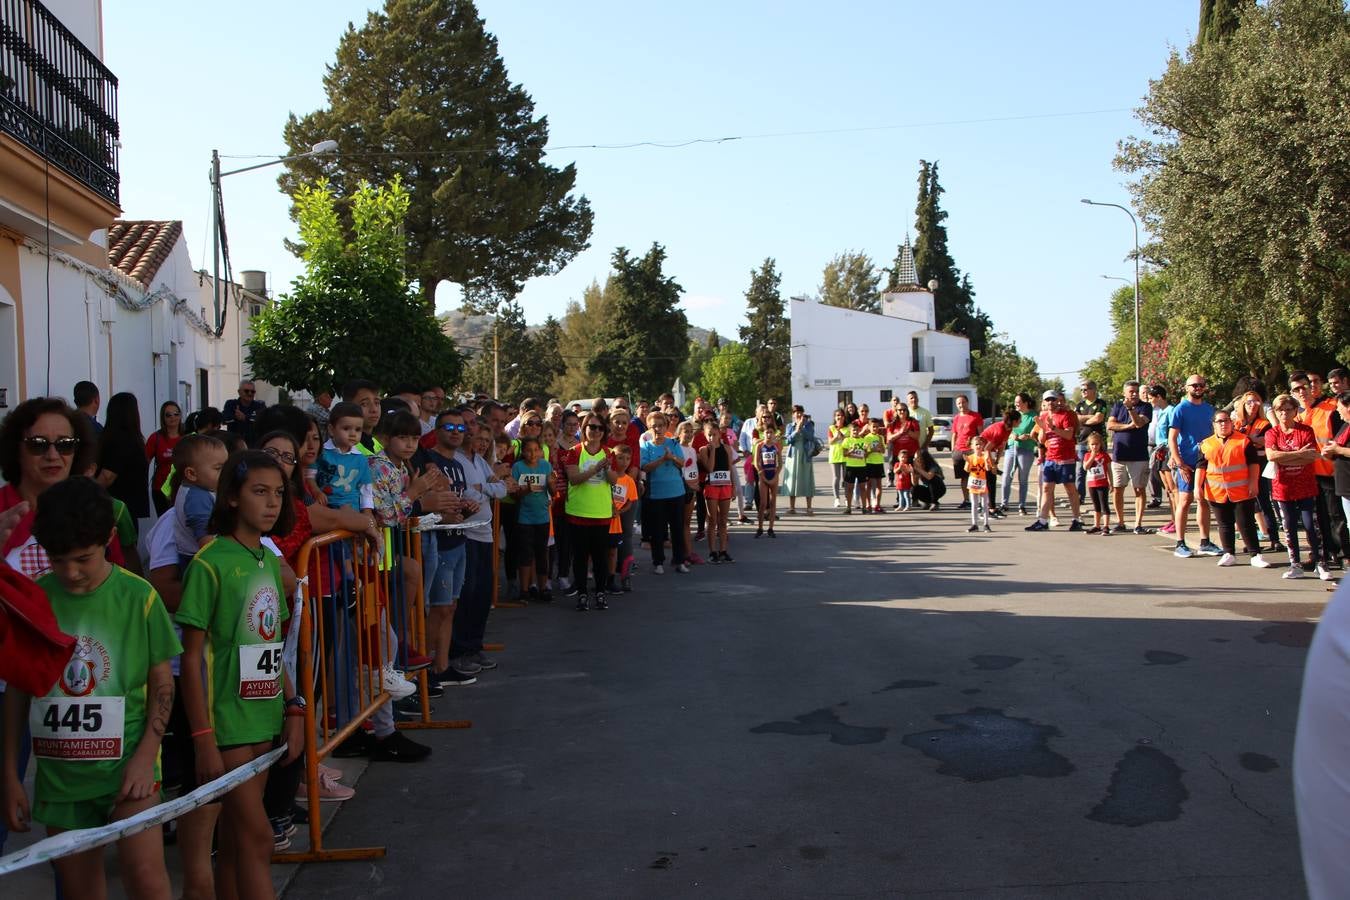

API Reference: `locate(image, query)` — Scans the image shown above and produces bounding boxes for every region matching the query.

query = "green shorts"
[34,792,120,831]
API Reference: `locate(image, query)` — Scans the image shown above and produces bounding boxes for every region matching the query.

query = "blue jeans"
[1075,442,1090,498]
[450,540,493,659]
[1001,446,1036,507]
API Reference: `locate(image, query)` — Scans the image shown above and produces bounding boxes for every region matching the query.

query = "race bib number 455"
[30,697,126,760]
[239,644,284,700]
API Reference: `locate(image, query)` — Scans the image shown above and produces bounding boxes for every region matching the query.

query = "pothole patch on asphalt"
[1144,650,1189,665]
[875,679,940,693]
[900,708,1074,781]
[970,655,1022,671]
[1254,622,1316,648]
[1088,746,1188,826]
[750,708,888,745]
[1239,752,1279,773]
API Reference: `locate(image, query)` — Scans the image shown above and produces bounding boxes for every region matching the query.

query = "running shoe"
[721,552,735,563]
[470,651,497,671]
[1018,505,1028,516]
[593,592,609,610]
[1174,543,1194,559]
[1133,526,1155,535]
[1250,554,1272,569]
[272,818,293,851]
[436,667,478,687]
[372,731,432,763]
[1217,553,1237,567]
[1316,565,1337,582]
[1112,524,1131,534]
[1025,520,1049,532]
[1197,540,1224,557]
[575,594,589,611]
[449,656,482,676]
[381,662,416,700]
[967,525,979,532]
[1068,520,1085,532]
[957,501,972,510]
[1049,516,1060,528]
[1085,526,1102,534]
[675,563,691,573]
[983,525,993,533]
[1283,566,1304,579]
[1159,522,1176,535]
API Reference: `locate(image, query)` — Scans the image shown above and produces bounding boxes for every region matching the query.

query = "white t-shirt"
[1296,579,1350,898]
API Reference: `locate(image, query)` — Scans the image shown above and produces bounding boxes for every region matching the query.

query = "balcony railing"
[0,0,119,204]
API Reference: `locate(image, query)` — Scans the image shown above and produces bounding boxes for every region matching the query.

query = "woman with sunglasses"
[146,401,184,516]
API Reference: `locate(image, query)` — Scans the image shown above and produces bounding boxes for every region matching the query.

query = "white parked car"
[930,417,952,451]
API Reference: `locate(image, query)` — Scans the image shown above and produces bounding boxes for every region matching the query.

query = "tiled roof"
[108,220,182,286]
[933,377,974,385]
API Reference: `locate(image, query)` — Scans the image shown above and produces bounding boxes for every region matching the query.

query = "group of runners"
[824,371,1350,583]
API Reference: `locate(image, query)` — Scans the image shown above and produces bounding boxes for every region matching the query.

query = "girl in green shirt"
[177,451,300,899]
[1000,392,1039,515]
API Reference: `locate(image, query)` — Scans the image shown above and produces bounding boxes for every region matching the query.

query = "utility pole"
[493,329,500,398]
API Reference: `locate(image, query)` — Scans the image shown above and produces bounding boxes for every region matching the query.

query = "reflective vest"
[1199,433,1254,503]
[565,446,613,520]
[1299,400,1336,477]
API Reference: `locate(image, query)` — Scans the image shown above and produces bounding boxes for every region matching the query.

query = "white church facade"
[789,242,978,423]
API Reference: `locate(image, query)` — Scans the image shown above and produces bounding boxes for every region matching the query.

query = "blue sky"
[106,1,1198,381]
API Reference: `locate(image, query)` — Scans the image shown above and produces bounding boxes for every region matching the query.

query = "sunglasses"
[524,419,543,426]
[23,436,80,456]
[440,422,468,432]
[1187,383,1206,389]
[263,447,299,465]
[585,423,607,432]
[164,411,181,417]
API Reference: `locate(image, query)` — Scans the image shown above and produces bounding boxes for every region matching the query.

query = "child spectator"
[172,433,228,572]
[841,420,868,513]
[313,402,375,516]
[894,449,914,511]
[511,436,556,602]
[865,418,886,514]
[754,420,782,538]
[2,477,179,898]
[1083,432,1113,536]
[608,443,638,592]
[699,418,735,563]
[676,422,703,564]
[176,451,302,900]
[639,411,687,578]
[965,434,994,532]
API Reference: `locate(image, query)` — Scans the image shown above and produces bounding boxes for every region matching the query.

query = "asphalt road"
[285,468,1318,899]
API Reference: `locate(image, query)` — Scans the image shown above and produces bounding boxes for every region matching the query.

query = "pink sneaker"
[299,769,355,803]
[687,552,706,565]
[1159,522,1176,535]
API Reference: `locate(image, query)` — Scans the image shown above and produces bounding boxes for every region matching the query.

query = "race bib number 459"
[239,644,284,700]
[30,697,125,760]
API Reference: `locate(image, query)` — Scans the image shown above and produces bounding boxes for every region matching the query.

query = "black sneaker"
[1025,520,1049,532]
[332,730,375,758]
[721,552,735,563]
[471,651,498,671]
[435,667,477,687]
[425,682,444,699]
[1068,519,1085,532]
[575,594,589,611]
[564,588,582,600]
[271,816,293,851]
[984,525,993,533]
[967,525,979,532]
[957,501,972,510]
[372,731,432,763]
[593,593,609,610]
[394,696,422,720]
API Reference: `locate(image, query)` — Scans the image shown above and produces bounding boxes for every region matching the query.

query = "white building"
[789,241,978,423]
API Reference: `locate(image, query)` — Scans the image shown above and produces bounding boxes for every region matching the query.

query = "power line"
[218,106,1131,160]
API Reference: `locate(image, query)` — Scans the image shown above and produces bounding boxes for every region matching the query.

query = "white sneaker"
[675,563,691,574]
[1316,565,1337,582]
[381,662,415,700]
[653,564,664,575]
[833,498,841,508]
[1049,516,1060,528]
[1283,566,1304,579]
[1250,554,1272,569]
[1217,553,1236,567]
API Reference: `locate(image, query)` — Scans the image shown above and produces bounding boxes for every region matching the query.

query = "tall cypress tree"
[588,244,687,399]
[280,0,593,310]
[738,258,791,404]
[912,160,991,352]
[1198,0,1251,45]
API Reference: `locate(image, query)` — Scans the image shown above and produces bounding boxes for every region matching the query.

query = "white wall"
[41,0,103,59]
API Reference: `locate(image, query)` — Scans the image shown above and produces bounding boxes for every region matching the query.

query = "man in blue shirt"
[1167,374,1221,558]
[1147,385,1172,511]
[1107,380,1152,533]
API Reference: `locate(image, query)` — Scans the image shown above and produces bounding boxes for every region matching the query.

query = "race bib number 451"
[239,644,284,700]
[30,697,125,760]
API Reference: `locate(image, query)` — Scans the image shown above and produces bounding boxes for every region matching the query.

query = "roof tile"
[107,220,182,287]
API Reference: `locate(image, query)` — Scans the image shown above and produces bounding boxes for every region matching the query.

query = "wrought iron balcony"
[0,0,119,205]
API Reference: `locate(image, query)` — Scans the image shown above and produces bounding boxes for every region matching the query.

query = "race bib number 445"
[30,697,126,760]
[239,644,284,700]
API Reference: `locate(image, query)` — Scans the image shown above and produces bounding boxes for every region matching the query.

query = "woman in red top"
[977,408,1019,518]
[145,401,183,516]
[1266,393,1328,579]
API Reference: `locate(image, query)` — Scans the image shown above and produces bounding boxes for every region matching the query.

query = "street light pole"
[209,140,337,335]
[1082,199,1141,383]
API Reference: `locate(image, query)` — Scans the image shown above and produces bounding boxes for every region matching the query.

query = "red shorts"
[704,484,734,501]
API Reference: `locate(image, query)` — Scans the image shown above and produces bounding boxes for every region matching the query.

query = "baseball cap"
[1041,389,1061,401]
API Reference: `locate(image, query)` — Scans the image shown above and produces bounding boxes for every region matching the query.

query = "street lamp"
[1081,199,1141,383]
[209,140,337,334]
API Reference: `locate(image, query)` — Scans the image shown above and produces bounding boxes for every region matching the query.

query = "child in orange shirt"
[1083,432,1112,536]
[965,435,993,532]
[608,444,637,594]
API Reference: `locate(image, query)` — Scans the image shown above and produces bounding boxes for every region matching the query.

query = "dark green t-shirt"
[1075,398,1110,442]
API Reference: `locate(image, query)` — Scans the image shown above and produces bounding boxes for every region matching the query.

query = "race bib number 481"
[239,644,284,700]
[30,697,126,760]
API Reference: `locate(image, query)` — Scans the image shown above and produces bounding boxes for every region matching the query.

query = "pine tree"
[1198,0,1251,45]
[737,258,791,404]
[819,251,881,313]
[529,315,567,398]
[555,279,614,400]
[588,244,688,399]
[912,160,991,352]
[280,0,593,309]
[464,300,533,398]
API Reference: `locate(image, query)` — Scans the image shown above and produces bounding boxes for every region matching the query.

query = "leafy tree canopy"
[248,178,462,394]
[819,251,881,314]
[738,258,791,404]
[588,244,688,400]
[280,0,593,309]
[698,343,759,418]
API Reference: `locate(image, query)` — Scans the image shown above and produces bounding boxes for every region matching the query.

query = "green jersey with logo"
[31,566,181,804]
[175,538,289,746]
[842,436,868,468]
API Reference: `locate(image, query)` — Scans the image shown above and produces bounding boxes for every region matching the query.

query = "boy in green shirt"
[841,422,869,513]
[2,477,179,898]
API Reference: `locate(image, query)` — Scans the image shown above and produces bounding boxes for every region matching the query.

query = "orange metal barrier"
[274,520,470,865]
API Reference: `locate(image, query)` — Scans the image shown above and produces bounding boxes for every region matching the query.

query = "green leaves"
[247,180,462,394]
[586,245,689,400]
[280,0,593,308]
[738,258,791,404]
[819,252,882,314]
[698,344,759,416]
